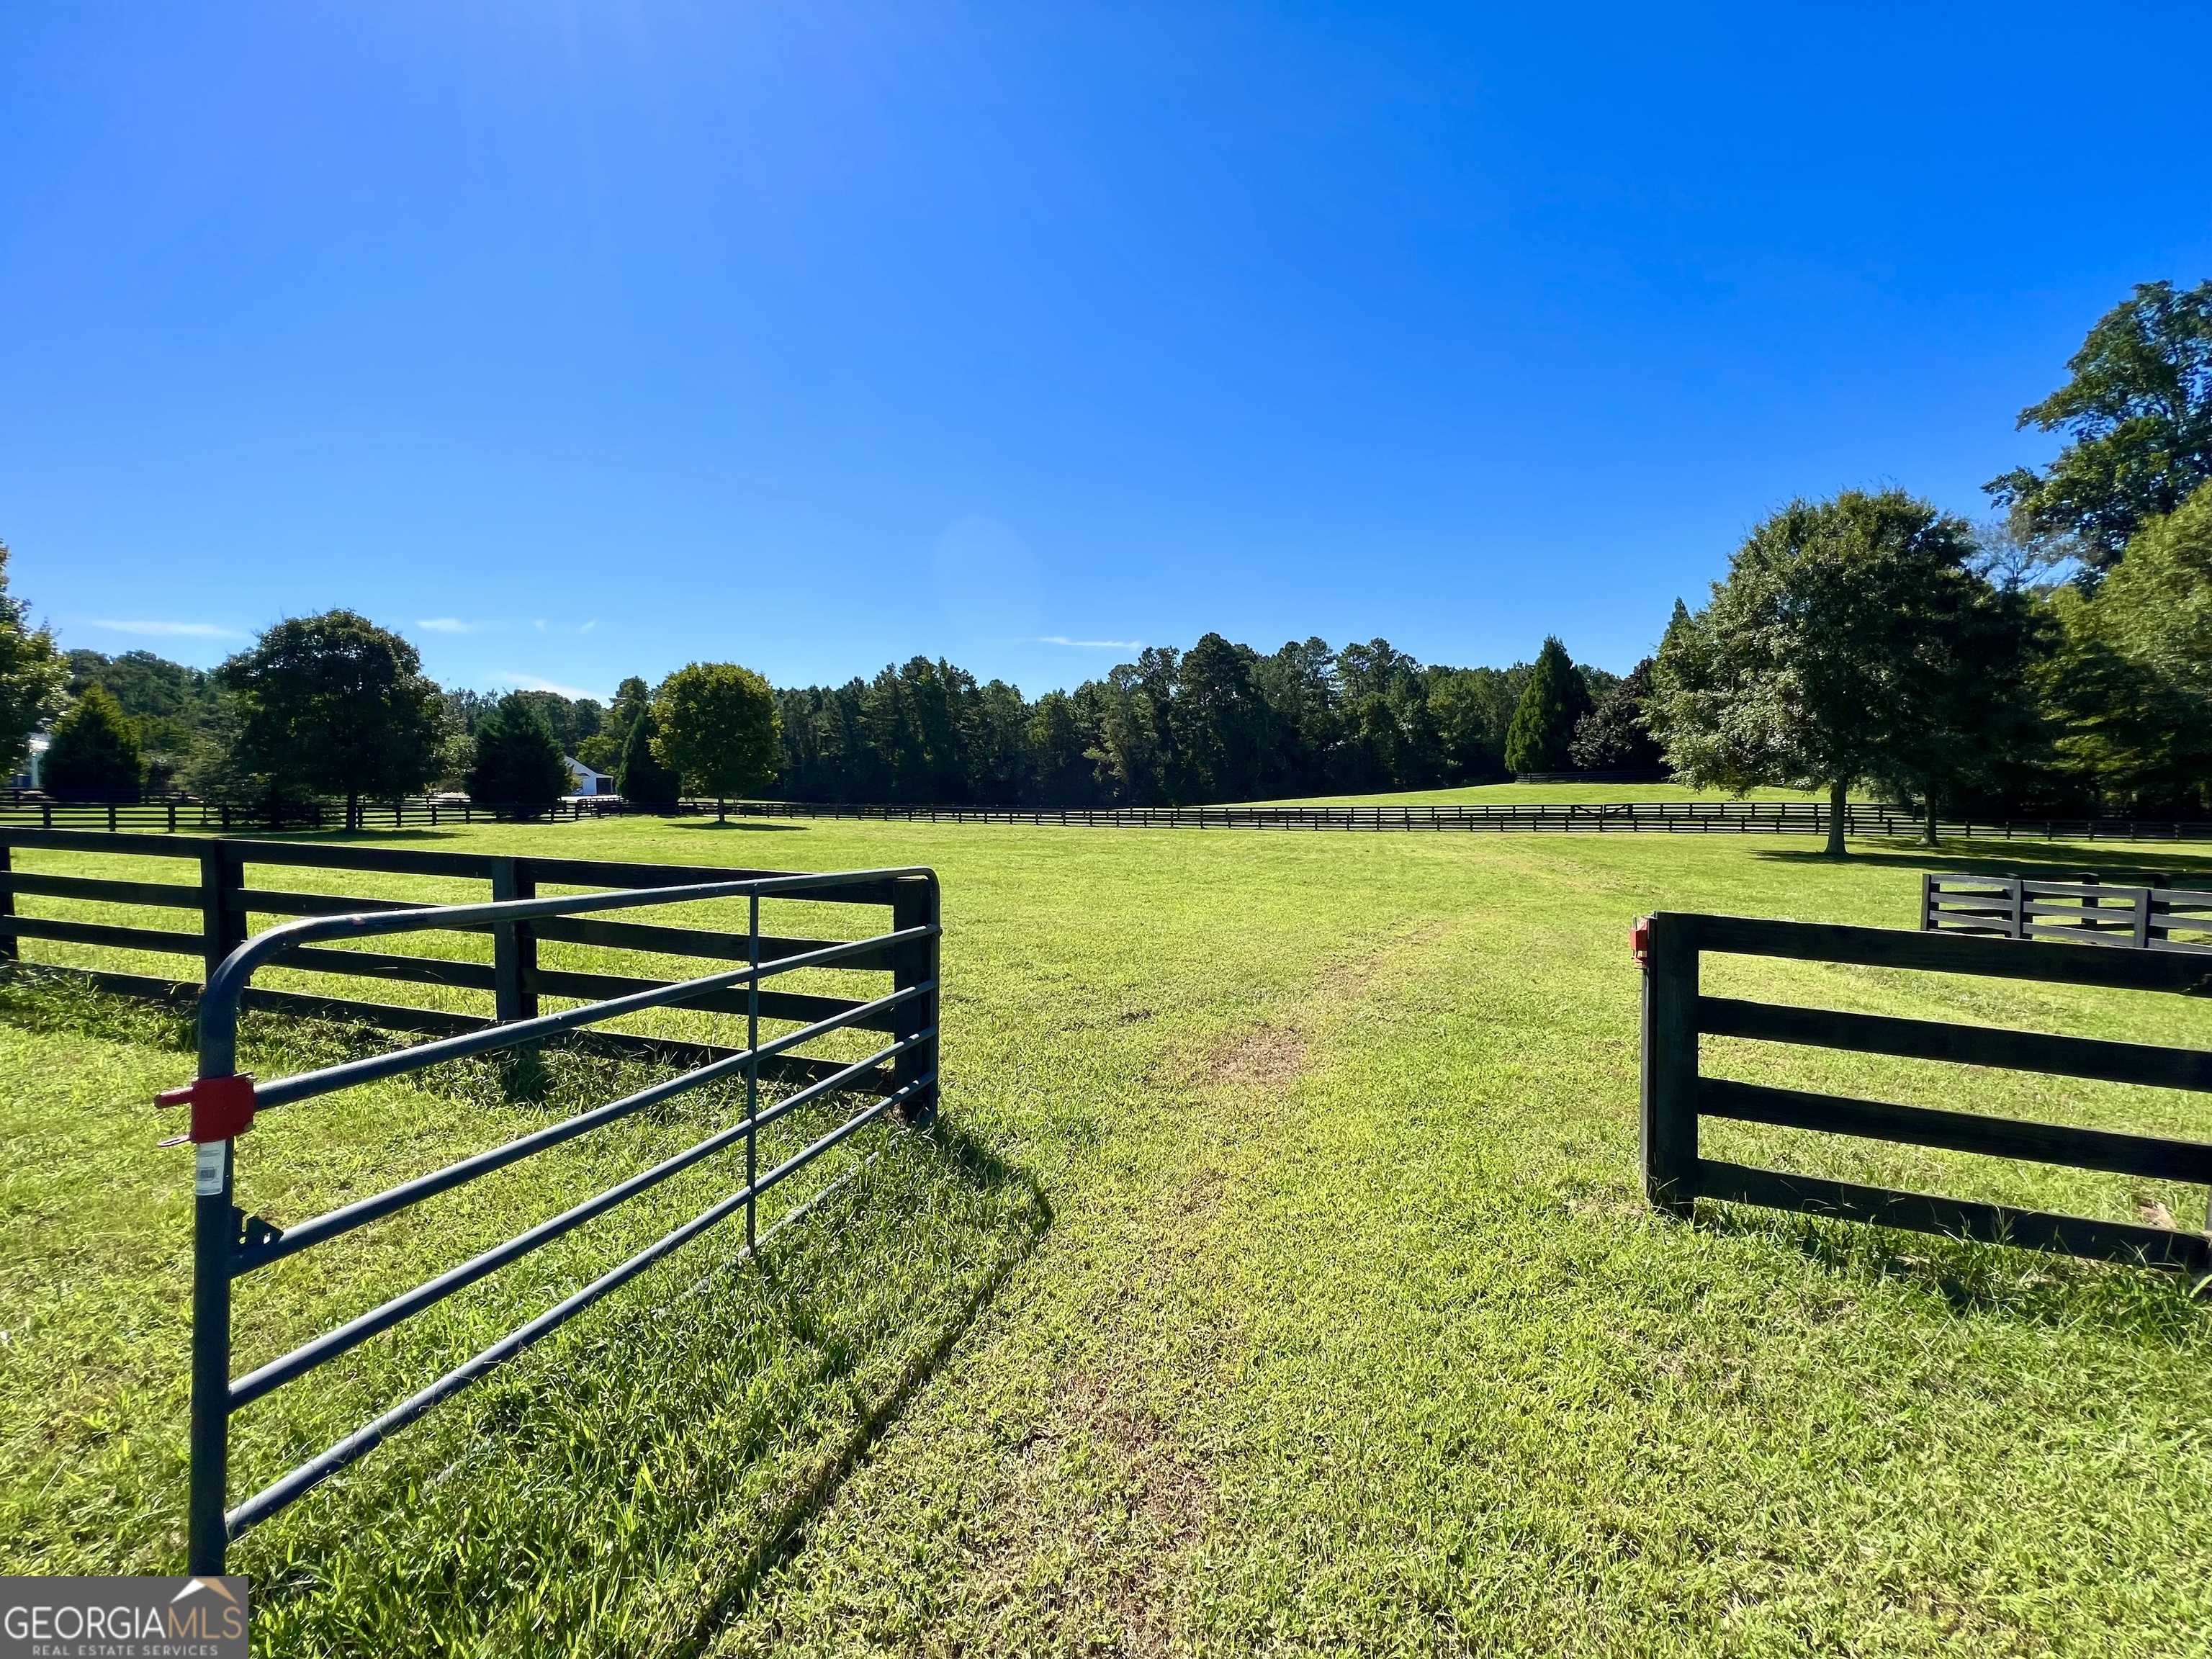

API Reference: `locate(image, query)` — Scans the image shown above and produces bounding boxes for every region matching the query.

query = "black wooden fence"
[1923,872,2212,953]
[1636,910,2212,1274]
[9,791,2212,840]
[0,827,939,1088]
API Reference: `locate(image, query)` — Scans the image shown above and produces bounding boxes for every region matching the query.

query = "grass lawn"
[6,817,2212,1656]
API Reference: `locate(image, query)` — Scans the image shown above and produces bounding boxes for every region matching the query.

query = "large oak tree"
[1650,490,2037,855]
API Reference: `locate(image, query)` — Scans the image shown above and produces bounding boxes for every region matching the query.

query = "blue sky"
[4,3,2209,702]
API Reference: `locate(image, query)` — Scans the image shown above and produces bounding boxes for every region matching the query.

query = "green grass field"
[6,817,2212,1656]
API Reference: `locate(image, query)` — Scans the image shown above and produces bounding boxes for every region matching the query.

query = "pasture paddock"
[4,817,2211,1656]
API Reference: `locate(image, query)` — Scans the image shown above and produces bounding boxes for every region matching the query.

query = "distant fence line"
[4,791,2211,841]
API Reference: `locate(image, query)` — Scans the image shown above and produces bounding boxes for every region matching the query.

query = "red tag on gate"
[1630,916,1653,968]
[156,1074,258,1145]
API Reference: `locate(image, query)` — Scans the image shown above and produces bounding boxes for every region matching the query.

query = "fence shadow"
[673,1119,1051,1654]
[1691,1200,2211,1341]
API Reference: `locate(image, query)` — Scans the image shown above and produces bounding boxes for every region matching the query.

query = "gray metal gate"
[158,866,940,1574]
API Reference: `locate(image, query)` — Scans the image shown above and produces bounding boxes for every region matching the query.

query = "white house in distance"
[565,756,615,797]
[11,734,48,791]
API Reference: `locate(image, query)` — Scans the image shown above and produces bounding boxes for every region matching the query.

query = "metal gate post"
[186,1133,235,1575]
[747,893,759,1253]
[181,992,251,1577]
[1637,912,1699,1218]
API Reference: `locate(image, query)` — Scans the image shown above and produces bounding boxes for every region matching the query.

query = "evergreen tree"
[616,708,682,805]
[1503,638,1592,774]
[583,675,652,773]
[466,691,572,810]
[42,684,144,799]
[64,649,211,791]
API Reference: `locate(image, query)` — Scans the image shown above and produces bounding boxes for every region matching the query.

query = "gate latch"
[156,1074,258,1146]
[1631,916,1653,970]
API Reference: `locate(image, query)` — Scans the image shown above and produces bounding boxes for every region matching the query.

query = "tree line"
[12,277,2211,833]
[38,613,1631,811]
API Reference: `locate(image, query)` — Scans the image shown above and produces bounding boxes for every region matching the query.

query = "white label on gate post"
[196,1141,226,1195]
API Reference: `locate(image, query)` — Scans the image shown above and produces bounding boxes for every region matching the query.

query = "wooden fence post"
[199,841,247,983]
[491,858,538,1022]
[1641,911,1700,1218]
[890,874,940,1123]
[0,840,14,963]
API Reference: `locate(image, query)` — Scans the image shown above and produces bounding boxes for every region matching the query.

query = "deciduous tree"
[213,611,449,827]
[0,541,66,782]
[2033,480,2212,809]
[1987,279,2212,571]
[651,662,780,819]
[1568,657,1666,772]
[1650,490,2031,855]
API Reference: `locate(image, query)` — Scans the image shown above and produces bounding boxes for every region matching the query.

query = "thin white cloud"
[495,671,609,702]
[86,618,244,639]
[415,617,485,634]
[579,620,597,634]
[1031,636,1143,649]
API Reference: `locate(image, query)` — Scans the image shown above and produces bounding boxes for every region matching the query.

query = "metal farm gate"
[0,830,940,1573]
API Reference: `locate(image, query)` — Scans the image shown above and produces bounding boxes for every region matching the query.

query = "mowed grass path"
[6,818,2212,1656]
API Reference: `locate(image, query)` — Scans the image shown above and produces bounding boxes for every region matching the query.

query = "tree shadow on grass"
[1692,1199,2211,1341]
[667,818,805,832]
[1752,841,2212,884]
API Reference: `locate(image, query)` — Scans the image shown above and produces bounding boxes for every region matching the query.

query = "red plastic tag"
[1630,917,1653,968]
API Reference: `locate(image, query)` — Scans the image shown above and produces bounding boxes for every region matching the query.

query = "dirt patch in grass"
[1205,1025,1308,1089]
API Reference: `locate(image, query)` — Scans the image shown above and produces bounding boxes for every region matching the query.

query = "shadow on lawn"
[246,1115,1053,1654]
[667,817,806,832]
[673,1118,1051,1655]
[1694,1200,2212,1339]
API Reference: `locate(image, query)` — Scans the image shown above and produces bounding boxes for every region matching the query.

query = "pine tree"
[465,692,572,810]
[616,708,681,806]
[1503,637,1592,774]
[43,683,144,799]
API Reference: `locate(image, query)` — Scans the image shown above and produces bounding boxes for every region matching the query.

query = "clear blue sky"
[5,4,2209,703]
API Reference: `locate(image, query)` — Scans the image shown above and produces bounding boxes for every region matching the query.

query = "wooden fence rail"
[6,791,2212,840]
[0,827,935,1089]
[1923,872,2212,953]
[1636,910,2212,1275]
